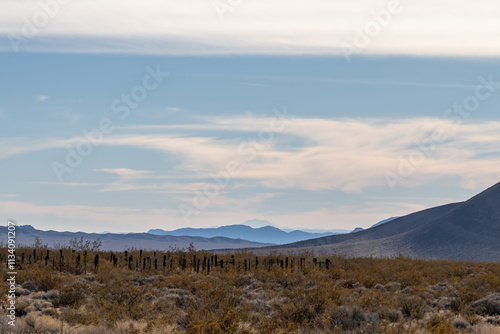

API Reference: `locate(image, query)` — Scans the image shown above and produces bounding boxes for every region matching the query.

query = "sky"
[1,0,500,233]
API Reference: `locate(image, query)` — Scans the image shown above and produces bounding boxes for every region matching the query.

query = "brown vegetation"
[1,245,500,333]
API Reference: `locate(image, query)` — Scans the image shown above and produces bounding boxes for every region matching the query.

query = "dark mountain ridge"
[148,224,343,244]
[0,226,274,251]
[265,181,500,262]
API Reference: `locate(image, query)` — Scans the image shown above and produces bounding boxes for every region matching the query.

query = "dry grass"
[1,247,499,333]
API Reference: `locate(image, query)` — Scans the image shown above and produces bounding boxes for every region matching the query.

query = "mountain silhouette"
[267,181,500,261]
[0,226,273,251]
[148,224,347,244]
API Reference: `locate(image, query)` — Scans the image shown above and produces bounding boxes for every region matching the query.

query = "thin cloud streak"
[107,118,500,192]
[36,95,50,102]
[3,117,499,194]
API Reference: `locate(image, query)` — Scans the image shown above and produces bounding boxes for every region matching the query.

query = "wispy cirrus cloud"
[3,116,499,232]
[36,95,49,102]
[0,194,19,198]
[0,137,76,160]
[94,168,150,177]
[165,107,183,113]
[4,116,498,194]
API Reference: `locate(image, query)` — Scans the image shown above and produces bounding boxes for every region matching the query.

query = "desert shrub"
[184,281,242,333]
[399,296,425,319]
[477,272,500,291]
[21,281,38,292]
[327,305,372,331]
[279,283,335,328]
[437,297,452,310]
[2,247,500,333]
[329,267,344,280]
[378,308,401,322]
[24,299,53,313]
[338,279,358,289]
[54,282,86,308]
[450,297,463,314]
[32,269,60,291]
[61,308,101,327]
[452,317,469,329]
[38,289,59,301]
[17,313,62,334]
[13,296,32,316]
[14,285,30,296]
[471,293,500,316]
[470,323,500,334]
[90,278,148,324]
[426,314,459,334]
[186,308,240,334]
[449,285,484,315]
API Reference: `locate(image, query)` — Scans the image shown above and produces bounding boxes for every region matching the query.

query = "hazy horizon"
[2,1,500,233]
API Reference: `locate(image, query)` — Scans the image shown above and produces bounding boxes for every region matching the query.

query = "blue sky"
[1,0,500,232]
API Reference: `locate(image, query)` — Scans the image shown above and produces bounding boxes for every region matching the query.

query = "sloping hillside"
[267,181,500,261]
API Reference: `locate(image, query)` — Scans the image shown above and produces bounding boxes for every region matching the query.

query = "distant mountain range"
[241,219,351,234]
[263,181,500,262]
[148,222,351,244]
[0,225,273,251]
[1,218,403,252]
[9,179,496,262]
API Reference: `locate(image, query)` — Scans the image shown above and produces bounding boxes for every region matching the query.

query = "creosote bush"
[0,246,499,333]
